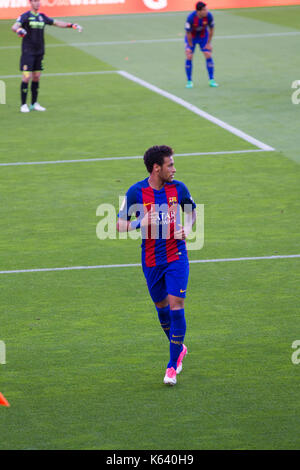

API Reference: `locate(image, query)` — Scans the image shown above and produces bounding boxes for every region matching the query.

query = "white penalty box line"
[1,254,299,275]
[118,71,274,152]
[0,69,275,153]
[0,70,274,168]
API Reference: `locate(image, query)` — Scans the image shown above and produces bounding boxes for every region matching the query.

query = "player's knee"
[169,297,185,310]
[185,51,193,61]
[155,297,169,309]
[32,73,41,82]
[22,73,31,83]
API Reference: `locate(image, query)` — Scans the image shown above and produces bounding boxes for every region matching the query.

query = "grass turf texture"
[0,7,300,450]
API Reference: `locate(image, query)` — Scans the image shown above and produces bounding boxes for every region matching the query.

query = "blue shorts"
[142,257,189,303]
[185,35,210,53]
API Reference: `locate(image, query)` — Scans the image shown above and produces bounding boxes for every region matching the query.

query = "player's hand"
[141,207,159,228]
[174,224,187,240]
[16,28,27,38]
[205,42,212,51]
[72,23,83,33]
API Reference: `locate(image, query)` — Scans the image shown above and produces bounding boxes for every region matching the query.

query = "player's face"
[197,7,207,18]
[30,0,40,11]
[159,156,176,183]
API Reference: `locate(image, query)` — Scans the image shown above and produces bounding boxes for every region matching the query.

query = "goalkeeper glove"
[67,23,83,32]
[73,23,83,32]
[16,27,27,38]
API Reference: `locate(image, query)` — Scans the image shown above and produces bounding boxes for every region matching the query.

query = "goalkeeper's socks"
[31,81,39,105]
[185,59,193,81]
[206,57,214,80]
[21,81,28,105]
[156,305,171,340]
[168,308,186,370]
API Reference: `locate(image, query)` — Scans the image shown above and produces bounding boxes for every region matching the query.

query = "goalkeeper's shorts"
[20,52,44,73]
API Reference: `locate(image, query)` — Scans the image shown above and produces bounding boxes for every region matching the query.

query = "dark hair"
[196,2,206,10]
[143,145,173,173]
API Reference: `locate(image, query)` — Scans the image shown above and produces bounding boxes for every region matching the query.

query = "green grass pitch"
[0,6,300,450]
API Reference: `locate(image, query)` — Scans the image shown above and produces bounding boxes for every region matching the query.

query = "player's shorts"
[142,257,189,303]
[185,34,210,53]
[20,52,44,73]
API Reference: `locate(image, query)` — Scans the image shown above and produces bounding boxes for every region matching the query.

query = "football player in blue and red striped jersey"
[117,145,197,385]
[185,1,218,88]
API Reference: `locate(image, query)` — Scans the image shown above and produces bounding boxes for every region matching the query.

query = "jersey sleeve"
[16,13,27,27]
[118,185,138,221]
[178,182,196,212]
[185,13,193,32]
[42,14,54,26]
[208,12,214,28]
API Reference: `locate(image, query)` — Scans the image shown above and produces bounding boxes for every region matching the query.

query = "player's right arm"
[186,31,193,50]
[117,187,158,232]
[117,186,141,233]
[117,207,158,232]
[185,14,194,49]
[11,15,27,37]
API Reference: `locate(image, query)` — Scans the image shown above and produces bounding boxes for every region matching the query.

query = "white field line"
[1,31,300,50]
[1,70,274,152]
[1,254,299,275]
[0,149,271,168]
[119,71,275,151]
[0,70,118,79]
[0,69,275,162]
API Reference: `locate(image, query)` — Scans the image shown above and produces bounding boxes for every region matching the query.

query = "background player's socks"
[156,305,171,340]
[31,81,39,105]
[21,81,28,105]
[185,59,193,81]
[206,57,214,80]
[168,309,186,370]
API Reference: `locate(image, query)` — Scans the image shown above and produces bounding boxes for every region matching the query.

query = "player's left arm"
[52,18,83,32]
[207,26,214,48]
[174,209,196,240]
[174,183,197,240]
[206,12,215,50]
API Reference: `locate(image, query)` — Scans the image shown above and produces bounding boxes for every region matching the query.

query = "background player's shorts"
[185,34,210,53]
[143,257,189,303]
[20,53,44,72]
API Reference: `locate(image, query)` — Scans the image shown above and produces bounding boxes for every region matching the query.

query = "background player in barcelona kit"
[117,145,197,386]
[185,1,218,88]
[11,0,83,113]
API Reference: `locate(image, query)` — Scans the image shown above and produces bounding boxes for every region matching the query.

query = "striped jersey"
[185,11,214,39]
[118,178,196,268]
